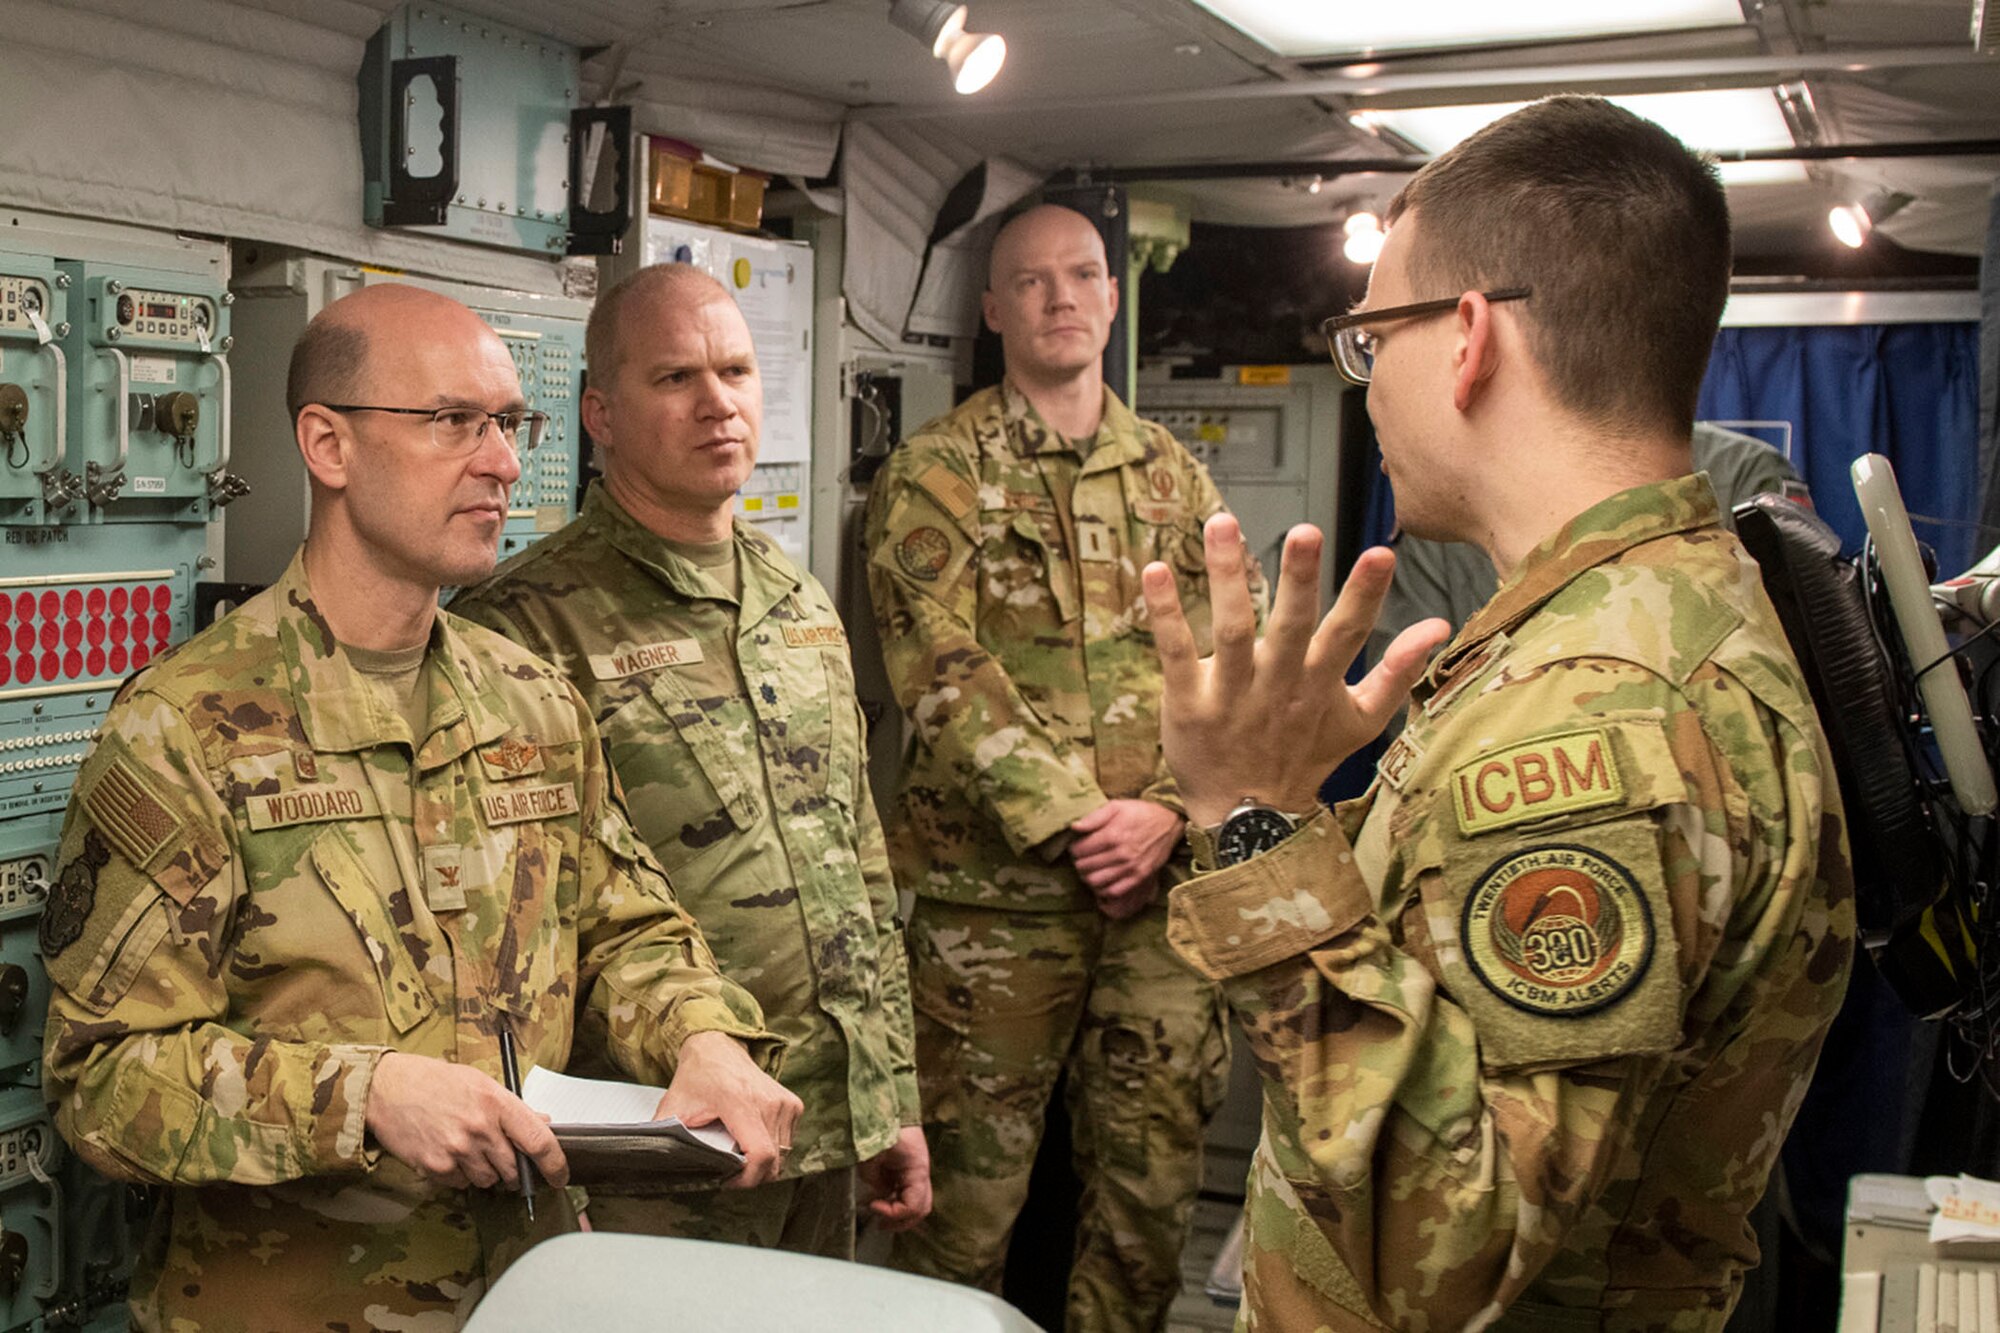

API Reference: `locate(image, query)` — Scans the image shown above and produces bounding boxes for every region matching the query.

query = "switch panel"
[488,311,586,561]
[64,265,237,524]
[0,260,72,527]
[0,525,207,822]
[0,1087,62,1328]
[0,824,54,1087]
[101,288,218,351]
[0,221,228,1332]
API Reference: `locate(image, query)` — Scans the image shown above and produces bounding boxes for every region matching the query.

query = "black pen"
[497,1027,537,1221]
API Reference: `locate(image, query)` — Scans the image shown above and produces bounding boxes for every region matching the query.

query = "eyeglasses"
[322,404,550,454]
[1321,287,1531,386]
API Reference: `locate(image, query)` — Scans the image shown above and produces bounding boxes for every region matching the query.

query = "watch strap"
[1187,820,1224,874]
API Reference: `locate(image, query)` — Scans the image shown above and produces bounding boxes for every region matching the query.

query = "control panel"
[1138,369,1346,605]
[485,311,586,561]
[359,1,578,256]
[102,287,219,350]
[0,219,221,1330]
[0,263,72,527]
[0,1086,62,1330]
[0,554,199,825]
[65,266,243,524]
[1146,406,1287,479]
[0,827,53,1089]
[738,461,804,526]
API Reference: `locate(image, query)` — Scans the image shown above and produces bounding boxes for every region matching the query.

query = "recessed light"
[1187,0,1746,57]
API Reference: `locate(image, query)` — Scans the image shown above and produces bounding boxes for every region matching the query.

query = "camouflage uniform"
[865,382,1261,1331]
[1168,475,1855,1332]
[40,551,779,1332]
[453,485,918,1256]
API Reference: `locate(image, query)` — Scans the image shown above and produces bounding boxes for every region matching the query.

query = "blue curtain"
[1697,322,1984,574]
[1684,323,1983,1265]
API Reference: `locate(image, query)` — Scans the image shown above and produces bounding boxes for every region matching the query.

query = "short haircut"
[586,263,730,384]
[1387,95,1731,438]
[285,318,369,422]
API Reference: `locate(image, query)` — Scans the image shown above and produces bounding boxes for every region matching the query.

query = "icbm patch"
[1461,842,1654,1016]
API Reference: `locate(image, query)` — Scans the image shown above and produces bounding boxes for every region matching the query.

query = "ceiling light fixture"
[1828,188,1914,248]
[1353,89,1810,185]
[888,0,1007,94]
[1342,212,1384,264]
[1186,0,1744,59]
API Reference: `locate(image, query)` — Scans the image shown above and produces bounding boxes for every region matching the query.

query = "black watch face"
[1217,808,1296,866]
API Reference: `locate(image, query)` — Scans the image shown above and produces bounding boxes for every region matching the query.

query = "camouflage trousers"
[888,898,1230,1333]
[584,1167,858,1259]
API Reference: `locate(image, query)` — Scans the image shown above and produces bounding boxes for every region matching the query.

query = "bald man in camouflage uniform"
[1146,98,1853,1331]
[866,204,1263,1332]
[455,263,928,1256]
[41,285,794,1331]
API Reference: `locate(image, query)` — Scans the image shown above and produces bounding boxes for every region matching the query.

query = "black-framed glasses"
[322,404,550,454]
[1320,287,1531,386]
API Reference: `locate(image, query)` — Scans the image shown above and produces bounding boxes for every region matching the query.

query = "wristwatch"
[1192,799,1310,869]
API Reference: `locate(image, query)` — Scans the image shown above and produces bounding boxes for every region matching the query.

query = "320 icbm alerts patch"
[1461,843,1654,1017]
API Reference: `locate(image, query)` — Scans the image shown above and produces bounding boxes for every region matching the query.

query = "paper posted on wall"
[522,1066,744,1186]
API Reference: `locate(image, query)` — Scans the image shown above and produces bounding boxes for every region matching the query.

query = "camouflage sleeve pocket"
[871,494,976,598]
[41,733,230,1013]
[1427,813,1686,1070]
[39,838,175,1017]
[75,733,228,908]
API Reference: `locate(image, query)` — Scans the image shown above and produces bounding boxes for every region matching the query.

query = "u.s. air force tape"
[480,783,578,826]
[1460,843,1654,1017]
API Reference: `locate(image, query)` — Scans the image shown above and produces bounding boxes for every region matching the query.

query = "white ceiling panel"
[1183,0,1748,60]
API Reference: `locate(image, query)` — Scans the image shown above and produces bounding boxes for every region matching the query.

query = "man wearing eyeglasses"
[39,282,798,1330]
[454,263,929,1258]
[1147,97,1853,1330]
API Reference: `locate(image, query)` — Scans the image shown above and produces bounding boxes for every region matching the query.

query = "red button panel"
[0,579,183,686]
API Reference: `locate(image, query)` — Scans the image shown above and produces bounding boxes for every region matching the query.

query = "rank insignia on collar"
[479,736,545,780]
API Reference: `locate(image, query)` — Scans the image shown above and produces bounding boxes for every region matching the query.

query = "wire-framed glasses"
[322,404,550,454]
[1320,287,1532,386]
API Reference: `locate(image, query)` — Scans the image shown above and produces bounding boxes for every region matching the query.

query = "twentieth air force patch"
[1461,843,1655,1016]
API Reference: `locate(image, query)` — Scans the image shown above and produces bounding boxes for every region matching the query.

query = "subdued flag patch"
[84,757,184,869]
